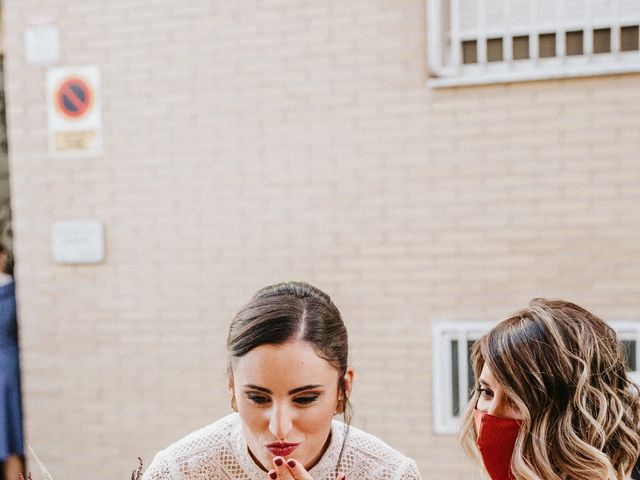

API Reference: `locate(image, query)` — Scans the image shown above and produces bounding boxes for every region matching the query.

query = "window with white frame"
[432,319,640,434]
[432,321,494,434]
[612,321,640,385]
[427,0,640,87]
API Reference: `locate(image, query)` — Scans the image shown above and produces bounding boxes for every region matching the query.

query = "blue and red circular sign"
[55,76,93,119]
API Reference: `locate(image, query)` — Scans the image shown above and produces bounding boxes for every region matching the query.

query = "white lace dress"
[142,413,422,480]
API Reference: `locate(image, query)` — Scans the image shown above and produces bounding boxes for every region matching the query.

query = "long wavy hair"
[460,298,640,480]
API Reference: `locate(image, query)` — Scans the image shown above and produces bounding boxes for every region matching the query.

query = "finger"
[268,470,278,480]
[284,458,314,480]
[336,474,346,480]
[273,457,295,480]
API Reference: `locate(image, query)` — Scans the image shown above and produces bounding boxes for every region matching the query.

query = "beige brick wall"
[3,1,640,479]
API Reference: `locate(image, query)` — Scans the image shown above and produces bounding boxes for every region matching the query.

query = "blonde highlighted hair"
[460,298,640,480]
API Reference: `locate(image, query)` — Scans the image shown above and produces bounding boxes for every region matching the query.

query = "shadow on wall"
[0,58,11,250]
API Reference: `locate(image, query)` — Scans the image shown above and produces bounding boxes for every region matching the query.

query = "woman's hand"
[267,456,346,480]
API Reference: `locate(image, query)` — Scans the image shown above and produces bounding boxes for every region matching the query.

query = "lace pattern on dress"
[142,413,422,480]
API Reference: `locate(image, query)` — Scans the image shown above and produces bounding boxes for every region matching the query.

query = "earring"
[231,396,238,412]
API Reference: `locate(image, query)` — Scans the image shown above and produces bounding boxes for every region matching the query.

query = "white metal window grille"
[432,320,640,434]
[427,0,640,87]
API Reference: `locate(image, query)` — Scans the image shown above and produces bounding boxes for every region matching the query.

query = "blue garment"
[0,280,23,460]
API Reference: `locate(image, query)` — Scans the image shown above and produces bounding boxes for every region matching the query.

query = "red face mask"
[473,409,522,480]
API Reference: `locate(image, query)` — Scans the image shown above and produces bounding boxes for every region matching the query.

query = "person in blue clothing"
[0,244,24,480]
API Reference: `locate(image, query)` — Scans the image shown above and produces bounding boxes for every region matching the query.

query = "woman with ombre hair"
[460,298,640,480]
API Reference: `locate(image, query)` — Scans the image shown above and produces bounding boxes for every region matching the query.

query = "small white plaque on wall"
[52,221,105,264]
[25,25,60,65]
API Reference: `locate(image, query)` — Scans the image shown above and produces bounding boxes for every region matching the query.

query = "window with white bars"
[432,320,640,434]
[612,321,640,385]
[427,0,640,87]
[432,321,494,434]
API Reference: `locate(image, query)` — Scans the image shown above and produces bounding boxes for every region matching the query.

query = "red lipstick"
[266,442,300,457]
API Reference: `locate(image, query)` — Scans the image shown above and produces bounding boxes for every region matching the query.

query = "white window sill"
[428,51,640,88]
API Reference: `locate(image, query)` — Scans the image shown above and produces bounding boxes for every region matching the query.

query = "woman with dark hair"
[460,298,640,480]
[0,244,24,480]
[143,281,421,480]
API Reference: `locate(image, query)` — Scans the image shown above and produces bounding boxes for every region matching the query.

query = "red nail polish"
[287,459,296,468]
[274,457,284,466]
[269,471,277,479]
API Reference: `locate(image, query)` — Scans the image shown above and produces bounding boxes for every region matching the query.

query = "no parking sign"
[47,66,102,157]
